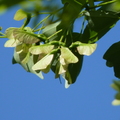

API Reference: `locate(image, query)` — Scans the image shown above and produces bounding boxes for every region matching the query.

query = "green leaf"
[62,71,72,88]
[111,83,120,91]
[103,42,120,78]
[5,27,17,39]
[32,54,54,71]
[82,10,119,43]
[61,51,83,85]
[115,92,120,100]
[112,99,120,106]
[103,0,120,13]
[4,39,19,47]
[16,44,31,53]
[111,80,120,91]
[43,22,60,41]
[59,63,68,74]
[13,28,40,44]
[60,46,78,64]
[103,42,120,61]
[29,44,54,55]
[12,50,44,79]
[60,0,86,28]
[67,54,83,84]
[14,9,28,21]
[77,43,97,56]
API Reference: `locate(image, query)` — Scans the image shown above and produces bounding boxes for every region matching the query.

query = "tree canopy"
[1,0,120,105]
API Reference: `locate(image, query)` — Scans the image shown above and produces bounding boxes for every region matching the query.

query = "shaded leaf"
[103,42,120,78]
[61,51,83,84]
[82,10,119,43]
[111,80,120,91]
[115,92,120,100]
[66,53,83,84]
[111,83,120,91]
[43,22,60,41]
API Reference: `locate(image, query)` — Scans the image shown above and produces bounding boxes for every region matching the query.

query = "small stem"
[74,0,83,6]
[33,26,45,32]
[89,0,117,9]
[47,29,62,40]
[0,35,7,38]
[32,7,63,31]
[32,14,51,30]
[0,32,5,36]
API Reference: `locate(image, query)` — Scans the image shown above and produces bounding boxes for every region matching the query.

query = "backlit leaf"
[58,63,67,74]
[29,44,54,55]
[12,50,44,79]
[13,28,40,44]
[112,99,120,106]
[60,46,78,64]
[4,39,19,47]
[5,27,17,39]
[14,9,28,21]
[32,54,54,71]
[77,43,97,56]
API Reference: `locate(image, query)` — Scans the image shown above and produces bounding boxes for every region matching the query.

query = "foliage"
[1,0,120,105]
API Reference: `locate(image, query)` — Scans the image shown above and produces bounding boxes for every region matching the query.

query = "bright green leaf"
[14,9,28,21]
[112,99,120,106]
[4,39,19,47]
[13,28,40,44]
[77,43,97,56]
[5,27,17,39]
[60,46,78,64]
[12,50,44,79]
[32,54,54,71]
[59,63,68,74]
[29,44,54,55]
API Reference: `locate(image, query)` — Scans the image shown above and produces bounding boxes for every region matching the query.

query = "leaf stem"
[74,0,83,6]
[32,7,63,31]
[47,29,62,40]
[32,14,51,31]
[0,35,7,38]
[89,0,117,9]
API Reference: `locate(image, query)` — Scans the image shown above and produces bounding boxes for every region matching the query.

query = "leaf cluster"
[1,0,120,96]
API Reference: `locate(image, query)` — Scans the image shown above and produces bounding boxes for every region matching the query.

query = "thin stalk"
[32,7,63,31]
[74,0,83,5]
[33,26,45,32]
[89,0,117,9]
[0,36,7,38]
[47,29,62,40]
[0,32,5,36]
[32,14,51,31]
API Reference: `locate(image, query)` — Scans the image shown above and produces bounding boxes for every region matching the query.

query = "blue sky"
[0,2,120,120]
